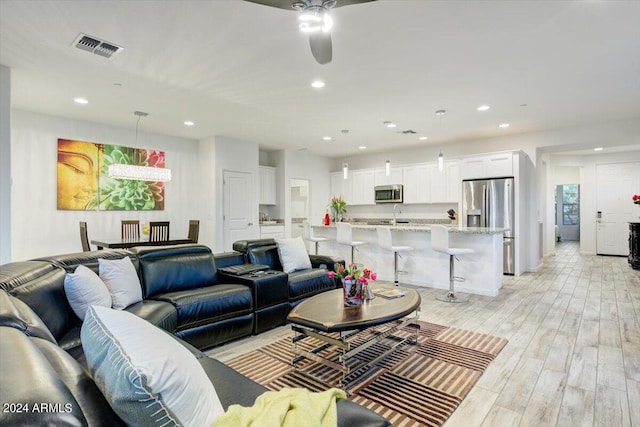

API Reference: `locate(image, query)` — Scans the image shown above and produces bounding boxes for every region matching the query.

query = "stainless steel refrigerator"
[462,177,515,275]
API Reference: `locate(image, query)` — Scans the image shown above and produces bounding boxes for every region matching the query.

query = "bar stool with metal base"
[302,220,328,255]
[431,224,473,303]
[377,226,412,286]
[336,222,367,264]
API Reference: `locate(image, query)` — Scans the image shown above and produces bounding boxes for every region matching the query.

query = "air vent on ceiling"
[72,33,124,59]
[401,130,417,134]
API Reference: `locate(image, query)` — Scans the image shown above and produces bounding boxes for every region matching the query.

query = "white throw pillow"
[64,265,112,320]
[81,306,224,427]
[98,257,143,309]
[275,236,312,273]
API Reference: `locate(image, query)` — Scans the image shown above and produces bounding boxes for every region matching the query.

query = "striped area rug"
[225,320,507,427]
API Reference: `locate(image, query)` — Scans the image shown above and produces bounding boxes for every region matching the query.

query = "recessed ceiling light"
[184,121,195,126]
[74,97,88,104]
[418,136,428,141]
[477,105,491,111]
[358,146,367,150]
[311,80,325,88]
[384,121,396,128]
[593,147,603,151]
[499,123,510,128]
[322,136,332,141]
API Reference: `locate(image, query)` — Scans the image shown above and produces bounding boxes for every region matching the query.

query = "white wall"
[10,110,200,261]
[197,136,217,251]
[0,65,11,264]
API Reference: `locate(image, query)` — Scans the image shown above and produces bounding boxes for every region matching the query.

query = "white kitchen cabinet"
[373,167,403,187]
[351,169,375,205]
[461,153,513,179]
[259,166,276,205]
[260,224,284,239]
[330,172,353,203]
[446,160,461,202]
[402,164,430,204]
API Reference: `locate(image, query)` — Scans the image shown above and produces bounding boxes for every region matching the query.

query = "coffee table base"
[291,312,420,393]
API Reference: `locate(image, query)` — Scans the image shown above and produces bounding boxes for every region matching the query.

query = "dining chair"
[149,221,170,242]
[79,221,90,252]
[188,220,200,243]
[121,220,140,239]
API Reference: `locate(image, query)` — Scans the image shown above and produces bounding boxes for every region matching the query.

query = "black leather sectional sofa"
[0,243,387,426]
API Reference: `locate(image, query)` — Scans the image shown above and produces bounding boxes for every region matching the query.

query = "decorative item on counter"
[324,209,331,226]
[142,224,150,235]
[633,194,640,205]
[327,262,377,306]
[329,196,347,222]
[447,209,458,224]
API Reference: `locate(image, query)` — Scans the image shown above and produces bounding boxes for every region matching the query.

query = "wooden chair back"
[188,220,200,243]
[149,221,170,242]
[121,220,140,239]
[79,221,90,252]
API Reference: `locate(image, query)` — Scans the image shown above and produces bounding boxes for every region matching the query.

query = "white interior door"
[596,162,639,255]
[223,170,255,250]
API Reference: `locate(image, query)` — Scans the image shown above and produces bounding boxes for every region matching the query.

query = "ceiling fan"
[244,0,376,64]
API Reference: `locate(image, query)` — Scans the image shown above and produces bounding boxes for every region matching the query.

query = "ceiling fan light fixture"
[298,9,332,33]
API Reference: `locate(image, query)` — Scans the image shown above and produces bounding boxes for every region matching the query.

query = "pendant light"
[385,160,391,176]
[435,109,446,173]
[343,162,349,180]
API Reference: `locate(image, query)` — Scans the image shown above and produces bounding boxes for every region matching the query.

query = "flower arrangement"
[328,262,377,284]
[329,196,347,221]
[633,194,640,206]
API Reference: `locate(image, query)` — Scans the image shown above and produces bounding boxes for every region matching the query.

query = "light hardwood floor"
[208,242,640,427]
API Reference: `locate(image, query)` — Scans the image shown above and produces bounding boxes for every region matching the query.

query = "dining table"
[91,237,194,250]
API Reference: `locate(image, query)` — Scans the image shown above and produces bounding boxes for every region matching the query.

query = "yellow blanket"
[212,387,346,427]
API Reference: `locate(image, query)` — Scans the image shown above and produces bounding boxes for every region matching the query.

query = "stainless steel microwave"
[374,185,403,204]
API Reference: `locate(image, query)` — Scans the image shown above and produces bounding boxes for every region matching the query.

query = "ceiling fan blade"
[243,0,298,11]
[309,32,332,64]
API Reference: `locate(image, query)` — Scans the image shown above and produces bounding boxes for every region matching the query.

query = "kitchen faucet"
[392,203,401,226]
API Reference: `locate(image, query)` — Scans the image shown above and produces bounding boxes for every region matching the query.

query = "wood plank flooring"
[207,242,640,427]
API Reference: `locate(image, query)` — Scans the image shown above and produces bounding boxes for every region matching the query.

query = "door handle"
[596,211,601,224]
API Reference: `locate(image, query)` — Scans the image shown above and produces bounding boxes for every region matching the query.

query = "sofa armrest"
[309,255,344,271]
[213,251,245,269]
[219,271,288,310]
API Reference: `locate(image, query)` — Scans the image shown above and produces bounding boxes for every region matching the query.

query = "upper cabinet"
[403,160,459,204]
[351,169,375,205]
[330,172,353,203]
[402,164,430,204]
[460,153,513,180]
[373,167,403,187]
[259,166,276,205]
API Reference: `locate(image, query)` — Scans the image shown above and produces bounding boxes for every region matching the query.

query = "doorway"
[555,184,580,242]
[223,170,255,250]
[290,179,310,240]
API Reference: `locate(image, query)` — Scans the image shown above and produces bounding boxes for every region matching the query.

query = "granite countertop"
[313,223,508,235]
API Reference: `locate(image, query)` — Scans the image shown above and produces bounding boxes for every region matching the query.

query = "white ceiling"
[1,0,639,158]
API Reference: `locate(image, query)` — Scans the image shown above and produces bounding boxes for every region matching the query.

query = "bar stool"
[302,220,328,255]
[431,224,473,303]
[377,226,412,286]
[336,222,367,264]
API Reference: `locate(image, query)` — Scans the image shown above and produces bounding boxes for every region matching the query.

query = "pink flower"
[327,271,336,279]
[370,272,377,281]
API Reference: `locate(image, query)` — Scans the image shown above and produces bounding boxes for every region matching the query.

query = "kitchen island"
[311,223,507,297]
